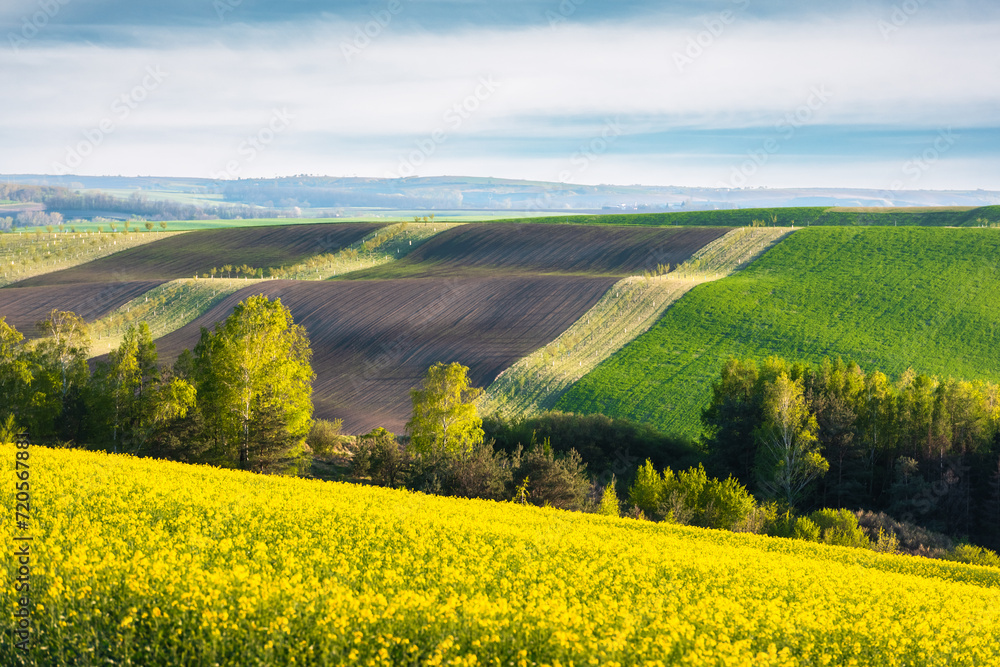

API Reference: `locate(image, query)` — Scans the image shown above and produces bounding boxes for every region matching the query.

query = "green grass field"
[495,205,1000,228]
[557,227,1000,439]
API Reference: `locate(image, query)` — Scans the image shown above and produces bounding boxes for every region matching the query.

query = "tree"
[223,264,233,279]
[0,318,31,425]
[28,310,90,438]
[93,323,161,452]
[754,373,828,506]
[407,362,484,455]
[34,310,90,401]
[194,295,314,471]
[144,221,154,232]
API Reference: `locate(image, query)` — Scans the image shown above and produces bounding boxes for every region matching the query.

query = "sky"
[1,0,998,189]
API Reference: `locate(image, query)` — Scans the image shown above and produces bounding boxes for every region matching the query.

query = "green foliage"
[0,413,19,444]
[483,411,701,479]
[810,508,871,549]
[754,373,828,507]
[307,418,345,458]
[558,227,1000,438]
[627,460,756,530]
[792,517,822,542]
[194,295,314,471]
[352,428,408,488]
[597,477,621,517]
[511,441,591,511]
[407,362,484,455]
[628,459,665,518]
[493,205,1000,228]
[941,544,1000,569]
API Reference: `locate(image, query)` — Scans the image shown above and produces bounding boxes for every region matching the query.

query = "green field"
[496,205,1000,228]
[557,227,1000,438]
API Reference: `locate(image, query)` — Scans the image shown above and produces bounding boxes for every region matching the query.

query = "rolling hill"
[4,444,999,666]
[8,222,383,286]
[557,227,1000,438]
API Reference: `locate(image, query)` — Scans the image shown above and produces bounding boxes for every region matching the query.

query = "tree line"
[701,356,1000,550]
[0,295,313,473]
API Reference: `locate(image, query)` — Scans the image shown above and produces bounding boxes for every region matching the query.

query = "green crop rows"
[557,227,1000,438]
[495,205,1000,228]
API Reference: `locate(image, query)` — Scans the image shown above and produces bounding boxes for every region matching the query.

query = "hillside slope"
[558,227,1000,437]
[4,444,999,666]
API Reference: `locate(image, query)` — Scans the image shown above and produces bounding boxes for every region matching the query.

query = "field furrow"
[151,276,617,433]
[481,227,793,417]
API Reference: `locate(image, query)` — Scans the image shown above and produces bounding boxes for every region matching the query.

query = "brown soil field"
[0,281,166,338]
[153,276,617,434]
[9,223,384,287]
[344,223,729,279]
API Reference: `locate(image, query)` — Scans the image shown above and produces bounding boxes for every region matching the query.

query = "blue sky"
[1,0,998,189]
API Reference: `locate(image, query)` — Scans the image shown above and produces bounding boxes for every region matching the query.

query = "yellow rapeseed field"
[2,444,999,666]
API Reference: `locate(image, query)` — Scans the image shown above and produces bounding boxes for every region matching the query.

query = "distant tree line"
[44,191,285,222]
[0,184,288,224]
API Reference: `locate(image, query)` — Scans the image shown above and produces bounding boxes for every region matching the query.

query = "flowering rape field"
[3,445,1000,666]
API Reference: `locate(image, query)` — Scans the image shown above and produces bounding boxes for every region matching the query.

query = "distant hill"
[5,174,999,217]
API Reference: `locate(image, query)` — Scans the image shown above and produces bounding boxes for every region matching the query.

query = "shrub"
[597,477,621,517]
[628,459,664,518]
[854,510,954,558]
[307,418,344,458]
[810,508,870,549]
[352,428,408,488]
[941,544,1000,569]
[512,442,591,511]
[792,517,821,542]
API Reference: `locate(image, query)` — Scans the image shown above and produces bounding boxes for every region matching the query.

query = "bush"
[792,517,821,542]
[484,411,701,478]
[853,510,953,558]
[408,439,512,501]
[627,461,755,530]
[352,428,408,488]
[307,418,344,458]
[941,544,1000,569]
[628,459,665,518]
[810,508,870,549]
[597,478,621,517]
[512,442,591,511]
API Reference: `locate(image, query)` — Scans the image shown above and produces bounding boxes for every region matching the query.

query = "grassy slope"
[480,227,792,418]
[493,205,1000,228]
[4,444,999,665]
[0,231,184,287]
[558,227,1000,438]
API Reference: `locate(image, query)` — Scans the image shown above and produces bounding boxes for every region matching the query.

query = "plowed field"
[344,223,729,279]
[153,277,617,433]
[9,223,384,287]
[0,281,166,337]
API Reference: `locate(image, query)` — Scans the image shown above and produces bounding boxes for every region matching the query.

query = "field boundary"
[1,231,186,288]
[88,222,460,356]
[479,227,793,418]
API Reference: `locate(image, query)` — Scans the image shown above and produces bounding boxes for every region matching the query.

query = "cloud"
[1,2,998,187]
